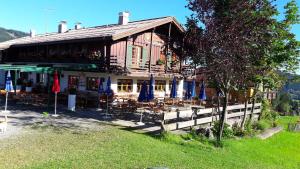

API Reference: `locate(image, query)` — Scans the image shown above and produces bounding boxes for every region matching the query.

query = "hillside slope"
[0,27,28,42]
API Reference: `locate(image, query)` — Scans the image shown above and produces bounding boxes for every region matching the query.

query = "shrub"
[232,122,245,137]
[261,99,278,121]
[244,119,256,136]
[212,121,233,139]
[253,120,271,131]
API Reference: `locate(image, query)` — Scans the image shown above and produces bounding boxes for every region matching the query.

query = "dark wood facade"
[2,22,185,76]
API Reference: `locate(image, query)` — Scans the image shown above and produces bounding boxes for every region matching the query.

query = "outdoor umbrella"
[199,80,207,101]
[98,78,105,94]
[185,81,192,100]
[148,74,154,101]
[137,81,148,125]
[3,70,14,113]
[52,71,60,117]
[191,79,196,98]
[138,81,148,102]
[170,77,177,105]
[170,77,177,98]
[104,76,112,119]
[97,78,104,110]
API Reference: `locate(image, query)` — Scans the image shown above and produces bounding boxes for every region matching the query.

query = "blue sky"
[0,0,298,74]
[0,0,299,40]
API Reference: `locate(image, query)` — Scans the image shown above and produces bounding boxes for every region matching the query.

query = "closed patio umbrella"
[148,74,154,101]
[170,77,177,105]
[52,71,60,117]
[3,70,14,113]
[191,79,196,98]
[137,81,148,125]
[185,81,192,100]
[199,80,207,101]
[104,76,112,119]
[138,81,148,102]
[170,77,177,98]
[98,78,104,95]
[97,78,104,110]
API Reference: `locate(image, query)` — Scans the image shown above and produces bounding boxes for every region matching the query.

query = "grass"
[0,116,299,169]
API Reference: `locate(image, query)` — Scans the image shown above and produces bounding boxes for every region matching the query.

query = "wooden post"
[148,29,155,72]
[124,38,129,71]
[165,23,172,73]
[106,43,111,70]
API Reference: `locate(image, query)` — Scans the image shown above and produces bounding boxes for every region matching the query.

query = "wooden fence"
[161,103,262,131]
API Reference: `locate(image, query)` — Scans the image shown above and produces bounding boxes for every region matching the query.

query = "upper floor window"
[132,45,142,66]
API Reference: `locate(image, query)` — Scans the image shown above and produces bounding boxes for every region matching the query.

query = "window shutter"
[126,45,132,69]
[141,47,148,68]
[167,54,172,69]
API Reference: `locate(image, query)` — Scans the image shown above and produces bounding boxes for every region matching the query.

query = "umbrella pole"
[139,111,143,123]
[106,95,108,118]
[4,92,8,112]
[54,92,57,116]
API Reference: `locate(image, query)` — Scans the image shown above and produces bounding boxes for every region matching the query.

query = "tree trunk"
[241,90,248,129]
[217,91,229,142]
[250,96,257,121]
[217,95,221,120]
[250,84,259,121]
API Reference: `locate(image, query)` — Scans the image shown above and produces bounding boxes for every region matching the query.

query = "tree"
[185,0,277,141]
[248,0,300,121]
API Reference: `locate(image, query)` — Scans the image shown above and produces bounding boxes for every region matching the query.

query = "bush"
[261,99,278,121]
[212,121,233,139]
[253,120,271,131]
[244,119,256,136]
[232,122,245,137]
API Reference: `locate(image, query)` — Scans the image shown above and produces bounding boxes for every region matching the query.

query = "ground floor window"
[137,80,149,92]
[86,77,99,91]
[155,80,166,91]
[68,75,80,89]
[117,79,133,92]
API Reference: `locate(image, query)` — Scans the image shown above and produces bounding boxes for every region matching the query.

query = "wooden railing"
[161,103,262,131]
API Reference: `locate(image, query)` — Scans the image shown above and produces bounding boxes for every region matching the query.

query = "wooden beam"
[165,23,172,73]
[124,38,129,71]
[148,29,155,72]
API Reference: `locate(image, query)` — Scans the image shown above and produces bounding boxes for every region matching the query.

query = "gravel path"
[257,126,283,139]
[0,104,108,139]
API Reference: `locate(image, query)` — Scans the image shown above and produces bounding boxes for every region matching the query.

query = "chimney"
[30,29,36,37]
[58,21,68,33]
[118,12,130,25]
[75,22,82,30]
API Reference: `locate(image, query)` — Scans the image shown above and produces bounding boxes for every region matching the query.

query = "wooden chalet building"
[0,12,189,99]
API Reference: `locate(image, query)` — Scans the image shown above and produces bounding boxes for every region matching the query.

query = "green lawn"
[0,116,299,169]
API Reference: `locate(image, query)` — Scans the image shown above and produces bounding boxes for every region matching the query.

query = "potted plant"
[16,78,23,92]
[25,79,33,92]
[68,86,77,111]
[156,59,165,65]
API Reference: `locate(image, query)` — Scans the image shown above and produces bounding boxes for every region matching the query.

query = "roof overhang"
[112,17,185,41]
[0,63,101,73]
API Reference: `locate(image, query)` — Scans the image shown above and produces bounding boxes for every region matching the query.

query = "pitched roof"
[0,16,184,50]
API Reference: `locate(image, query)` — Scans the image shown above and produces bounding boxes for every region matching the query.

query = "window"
[86,77,99,91]
[117,79,133,92]
[137,80,150,92]
[155,80,166,91]
[68,75,80,89]
[132,45,142,66]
